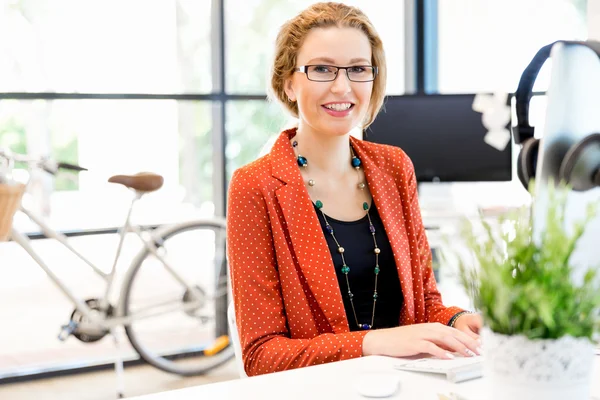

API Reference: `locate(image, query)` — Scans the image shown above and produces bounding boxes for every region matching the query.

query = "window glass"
[225,99,289,177]
[0,99,214,233]
[0,0,212,93]
[437,0,587,93]
[225,0,405,94]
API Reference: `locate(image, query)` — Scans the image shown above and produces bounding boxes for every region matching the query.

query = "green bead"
[363,202,369,210]
[373,293,378,299]
[315,200,323,209]
[341,266,350,274]
[374,266,380,274]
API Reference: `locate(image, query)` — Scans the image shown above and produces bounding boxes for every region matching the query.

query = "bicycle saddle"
[108,172,164,192]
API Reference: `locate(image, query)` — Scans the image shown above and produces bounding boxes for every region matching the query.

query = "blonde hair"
[269,2,387,129]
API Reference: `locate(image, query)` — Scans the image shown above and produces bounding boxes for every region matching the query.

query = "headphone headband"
[513,40,600,144]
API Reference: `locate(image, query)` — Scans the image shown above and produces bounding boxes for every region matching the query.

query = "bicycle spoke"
[121,221,232,376]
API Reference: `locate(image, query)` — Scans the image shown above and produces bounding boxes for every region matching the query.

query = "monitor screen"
[364,94,512,182]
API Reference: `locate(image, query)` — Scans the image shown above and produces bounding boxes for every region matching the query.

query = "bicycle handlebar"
[0,147,37,164]
[0,147,86,175]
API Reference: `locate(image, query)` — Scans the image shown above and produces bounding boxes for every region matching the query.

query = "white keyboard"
[394,356,483,383]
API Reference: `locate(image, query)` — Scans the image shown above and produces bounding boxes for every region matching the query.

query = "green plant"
[455,184,600,340]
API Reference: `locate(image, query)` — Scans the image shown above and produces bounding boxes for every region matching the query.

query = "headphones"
[513,40,600,191]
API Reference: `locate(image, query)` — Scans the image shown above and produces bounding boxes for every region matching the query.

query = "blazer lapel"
[350,137,415,324]
[270,129,349,333]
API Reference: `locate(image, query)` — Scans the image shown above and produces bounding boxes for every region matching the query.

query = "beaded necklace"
[293,138,380,330]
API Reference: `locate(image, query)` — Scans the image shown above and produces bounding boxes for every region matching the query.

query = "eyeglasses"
[295,65,378,82]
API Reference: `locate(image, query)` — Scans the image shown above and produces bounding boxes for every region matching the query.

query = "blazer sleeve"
[401,154,464,324]
[226,168,369,377]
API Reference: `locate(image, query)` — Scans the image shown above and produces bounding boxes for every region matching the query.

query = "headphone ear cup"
[559,133,600,191]
[517,138,540,190]
[516,152,528,189]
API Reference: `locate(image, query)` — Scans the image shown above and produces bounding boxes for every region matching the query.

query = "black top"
[314,201,403,331]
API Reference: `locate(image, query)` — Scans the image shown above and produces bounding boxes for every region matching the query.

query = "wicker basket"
[0,183,25,241]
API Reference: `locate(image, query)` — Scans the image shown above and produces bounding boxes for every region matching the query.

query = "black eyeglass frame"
[294,65,379,82]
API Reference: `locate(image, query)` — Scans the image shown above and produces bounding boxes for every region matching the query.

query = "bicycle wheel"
[120,219,234,376]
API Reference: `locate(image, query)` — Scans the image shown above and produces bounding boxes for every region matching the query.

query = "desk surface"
[129,355,600,400]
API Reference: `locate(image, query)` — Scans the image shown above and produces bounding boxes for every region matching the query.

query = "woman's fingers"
[449,329,481,355]
[419,341,455,360]
[427,324,481,356]
[437,335,474,358]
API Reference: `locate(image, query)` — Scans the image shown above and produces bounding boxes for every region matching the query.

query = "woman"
[226,2,483,377]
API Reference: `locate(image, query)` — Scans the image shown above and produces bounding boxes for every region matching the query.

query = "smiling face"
[284,26,374,138]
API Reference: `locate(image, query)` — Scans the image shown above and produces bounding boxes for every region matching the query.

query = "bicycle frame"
[9,190,208,331]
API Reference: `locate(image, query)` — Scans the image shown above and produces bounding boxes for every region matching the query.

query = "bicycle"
[0,148,233,397]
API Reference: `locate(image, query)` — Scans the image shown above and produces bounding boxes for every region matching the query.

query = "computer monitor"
[364,94,512,182]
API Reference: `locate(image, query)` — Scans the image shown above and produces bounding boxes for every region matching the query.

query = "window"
[0,0,212,93]
[225,0,406,94]
[437,0,587,93]
[0,1,216,232]
[2,99,214,232]
[225,100,289,177]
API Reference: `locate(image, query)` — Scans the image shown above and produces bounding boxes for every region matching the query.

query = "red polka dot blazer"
[226,128,463,376]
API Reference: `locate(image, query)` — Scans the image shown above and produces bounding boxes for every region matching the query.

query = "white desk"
[129,355,600,400]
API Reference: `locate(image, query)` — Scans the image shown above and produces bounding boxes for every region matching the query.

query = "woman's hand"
[453,313,483,339]
[362,323,482,359]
